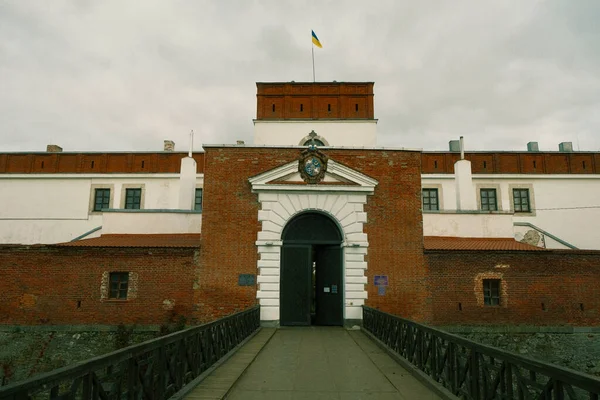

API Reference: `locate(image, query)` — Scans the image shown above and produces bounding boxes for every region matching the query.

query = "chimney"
[449,140,460,152]
[164,140,175,152]
[47,145,63,153]
[527,142,539,152]
[558,142,573,152]
[453,137,477,211]
[178,157,197,210]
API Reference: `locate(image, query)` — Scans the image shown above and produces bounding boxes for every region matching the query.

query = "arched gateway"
[280,212,343,326]
[248,156,378,326]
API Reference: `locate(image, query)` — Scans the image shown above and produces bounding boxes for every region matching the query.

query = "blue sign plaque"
[374,275,388,286]
[238,274,255,286]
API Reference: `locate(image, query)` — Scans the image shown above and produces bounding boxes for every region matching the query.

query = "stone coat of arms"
[298,146,328,184]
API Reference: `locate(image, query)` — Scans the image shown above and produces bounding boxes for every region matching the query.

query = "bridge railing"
[363,306,600,400]
[0,306,260,400]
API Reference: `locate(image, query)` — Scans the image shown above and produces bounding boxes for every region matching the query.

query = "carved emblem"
[298,146,328,184]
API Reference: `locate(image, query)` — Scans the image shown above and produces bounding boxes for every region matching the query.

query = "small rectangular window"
[94,188,110,212]
[483,279,500,306]
[513,189,530,213]
[480,189,498,211]
[109,272,129,299]
[355,104,359,112]
[194,188,203,211]
[327,104,331,112]
[125,188,142,209]
[300,104,303,112]
[422,189,439,211]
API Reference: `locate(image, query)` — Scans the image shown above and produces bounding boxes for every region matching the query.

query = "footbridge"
[1,307,599,400]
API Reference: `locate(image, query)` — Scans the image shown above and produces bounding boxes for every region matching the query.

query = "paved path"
[185,327,442,400]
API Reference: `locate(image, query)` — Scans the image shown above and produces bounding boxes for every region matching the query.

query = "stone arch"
[255,192,369,323]
[280,211,344,326]
[282,211,343,243]
[298,132,330,146]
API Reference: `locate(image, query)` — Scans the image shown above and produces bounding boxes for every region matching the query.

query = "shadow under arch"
[281,211,343,244]
[280,212,344,326]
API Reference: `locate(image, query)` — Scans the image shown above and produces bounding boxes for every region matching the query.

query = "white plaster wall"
[253,120,377,146]
[513,224,570,249]
[423,212,514,238]
[0,174,204,244]
[255,192,370,322]
[102,211,202,234]
[507,176,600,250]
[422,175,600,249]
[0,217,103,244]
[0,179,90,219]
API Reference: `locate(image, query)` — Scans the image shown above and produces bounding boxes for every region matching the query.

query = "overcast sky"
[1,0,599,153]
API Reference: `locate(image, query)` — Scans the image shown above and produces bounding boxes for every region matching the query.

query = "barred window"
[109,272,129,299]
[513,189,530,212]
[125,188,142,209]
[480,189,498,211]
[483,279,500,306]
[422,189,439,211]
[93,189,110,212]
[195,188,203,211]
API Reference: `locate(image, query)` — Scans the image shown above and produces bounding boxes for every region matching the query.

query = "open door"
[314,245,343,326]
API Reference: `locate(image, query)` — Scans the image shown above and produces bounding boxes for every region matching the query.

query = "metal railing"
[363,306,600,400]
[0,306,260,400]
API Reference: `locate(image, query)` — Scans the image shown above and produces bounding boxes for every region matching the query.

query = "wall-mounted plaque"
[238,274,255,286]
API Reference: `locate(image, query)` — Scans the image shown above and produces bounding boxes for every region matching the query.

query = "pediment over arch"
[248,159,378,194]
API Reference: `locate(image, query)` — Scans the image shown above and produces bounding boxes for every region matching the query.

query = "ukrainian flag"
[312,30,322,48]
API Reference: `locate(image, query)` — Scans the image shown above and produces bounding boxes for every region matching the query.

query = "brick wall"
[197,146,430,323]
[427,250,600,326]
[0,246,198,326]
[256,82,375,120]
[0,153,205,174]
[421,152,600,174]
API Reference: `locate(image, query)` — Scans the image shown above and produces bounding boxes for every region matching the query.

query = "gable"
[248,159,378,193]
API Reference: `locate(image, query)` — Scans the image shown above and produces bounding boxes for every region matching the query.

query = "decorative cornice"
[249,158,378,194]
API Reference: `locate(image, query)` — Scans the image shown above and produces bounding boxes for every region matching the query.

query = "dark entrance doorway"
[280,213,343,326]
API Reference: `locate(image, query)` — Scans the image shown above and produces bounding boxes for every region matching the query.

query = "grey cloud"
[0,0,598,152]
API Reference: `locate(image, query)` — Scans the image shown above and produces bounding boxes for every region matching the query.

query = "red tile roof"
[424,236,545,251]
[56,234,201,248]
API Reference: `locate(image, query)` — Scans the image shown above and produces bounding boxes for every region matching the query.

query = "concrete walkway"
[185,327,442,400]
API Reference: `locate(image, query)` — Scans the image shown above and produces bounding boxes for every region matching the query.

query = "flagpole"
[312,44,315,82]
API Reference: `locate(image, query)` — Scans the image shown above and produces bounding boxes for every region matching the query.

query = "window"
[93,189,110,212]
[195,188,203,211]
[513,189,530,212]
[483,279,500,306]
[109,272,129,299]
[422,189,439,211]
[125,188,142,209]
[480,189,497,211]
